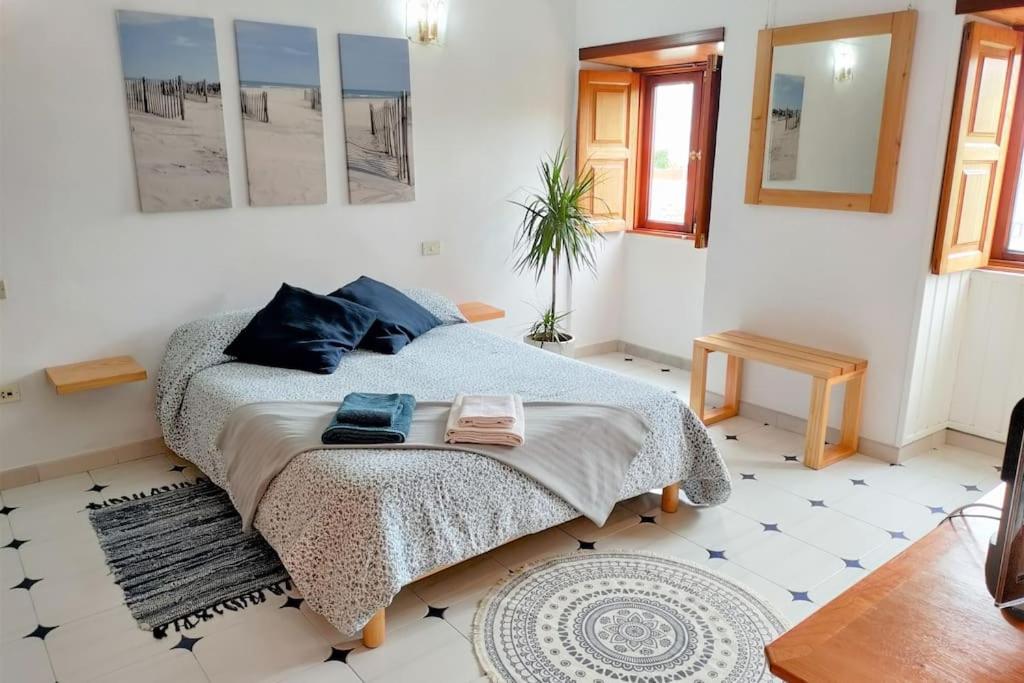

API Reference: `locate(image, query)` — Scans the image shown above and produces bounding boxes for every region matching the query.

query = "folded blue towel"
[335,392,405,427]
[322,393,416,445]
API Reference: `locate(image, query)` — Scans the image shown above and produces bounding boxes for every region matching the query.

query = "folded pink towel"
[446,394,525,446]
[457,394,518,427]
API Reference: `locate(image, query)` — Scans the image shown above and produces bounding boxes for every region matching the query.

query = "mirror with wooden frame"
[745,11,917,213]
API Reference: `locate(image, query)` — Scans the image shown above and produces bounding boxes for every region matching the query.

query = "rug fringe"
[86,477,208,511]
[151,578,293,639]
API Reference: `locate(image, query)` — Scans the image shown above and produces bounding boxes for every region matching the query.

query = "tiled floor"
[0,352,1004,682]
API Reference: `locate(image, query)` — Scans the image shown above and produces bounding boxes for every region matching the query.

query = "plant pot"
[523,333,576,357]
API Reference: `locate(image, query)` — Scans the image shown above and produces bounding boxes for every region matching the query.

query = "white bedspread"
[156,309,731,636]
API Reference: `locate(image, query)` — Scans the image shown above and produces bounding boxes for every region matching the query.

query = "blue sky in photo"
[235,21,320,88]
[772,73,805,111]
[116,10,220,82]
[338,34,411,94]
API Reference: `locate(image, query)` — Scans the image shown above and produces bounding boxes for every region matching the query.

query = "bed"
[156,301,731,646]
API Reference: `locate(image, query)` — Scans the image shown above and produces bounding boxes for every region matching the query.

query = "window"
[637,72,703,234]
[576,31,723,247]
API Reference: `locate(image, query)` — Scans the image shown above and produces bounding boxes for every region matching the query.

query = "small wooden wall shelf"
[45,355,147,395]
[457,302,505,323]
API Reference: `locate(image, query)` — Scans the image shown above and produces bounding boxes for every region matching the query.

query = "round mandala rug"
[473,551,788,682]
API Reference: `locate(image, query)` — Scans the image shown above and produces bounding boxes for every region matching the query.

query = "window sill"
[983,259,1024,275]
[629,228,695,240]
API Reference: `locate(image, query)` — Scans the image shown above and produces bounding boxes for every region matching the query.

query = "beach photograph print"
[116,10,230,212]
[767,73,805,182]
[338,34,415,204]
[235,21,327,207]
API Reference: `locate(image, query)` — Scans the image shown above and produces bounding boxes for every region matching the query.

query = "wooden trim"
[871,9,917,213]
[579,28,725,62]
[745,28,774,206]
[993,26,1024,264]
[771,13,896,46]
[984,258,1024,271]
[745,11,917,214]
[636,70,703,235]
[694,55,722,249]
[956,0,1024,14]
[630,228,694,240]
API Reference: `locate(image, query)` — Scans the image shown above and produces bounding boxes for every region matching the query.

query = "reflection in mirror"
[763,34,892,194]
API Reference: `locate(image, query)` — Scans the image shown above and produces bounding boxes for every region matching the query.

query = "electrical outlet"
[421,240,441,256]
[0,384,21,404]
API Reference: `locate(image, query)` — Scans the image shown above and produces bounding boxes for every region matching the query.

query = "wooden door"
[933,22,1023,274]
[576,71,641,232]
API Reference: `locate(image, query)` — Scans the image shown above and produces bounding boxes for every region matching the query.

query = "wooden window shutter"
[932,22,1023,275]
[576,70,641,232]
[693,55,722,248]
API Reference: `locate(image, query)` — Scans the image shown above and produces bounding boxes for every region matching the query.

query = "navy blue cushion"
[329,276,442,354]
[225,284,377,374]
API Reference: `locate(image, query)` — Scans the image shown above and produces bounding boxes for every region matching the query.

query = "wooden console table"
[690,331,867,469]
[767,487,1024,682]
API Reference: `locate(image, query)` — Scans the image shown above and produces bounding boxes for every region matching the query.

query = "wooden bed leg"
[362,609,386,648]
[661,484,680,513]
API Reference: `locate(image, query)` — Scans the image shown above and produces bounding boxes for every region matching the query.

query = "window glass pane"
[647,82,694,225]
[1010,147,1024,253]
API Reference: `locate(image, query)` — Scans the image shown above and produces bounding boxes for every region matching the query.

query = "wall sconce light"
[833,43,855,82]
[406,0,448,46]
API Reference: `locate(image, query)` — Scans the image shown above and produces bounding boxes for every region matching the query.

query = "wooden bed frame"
[360,483,681,647]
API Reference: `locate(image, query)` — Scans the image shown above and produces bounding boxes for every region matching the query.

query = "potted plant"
[512,142,603,356]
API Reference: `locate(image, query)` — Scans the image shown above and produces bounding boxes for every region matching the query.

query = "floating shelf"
[45,355,147,395]
[457,302,505,323]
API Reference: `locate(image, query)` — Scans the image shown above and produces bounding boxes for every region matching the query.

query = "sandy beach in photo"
[768,117,799,181]
[240,86,327,206]
[117,10,231,213]
[343,96,415,204]
[128,97,231,212]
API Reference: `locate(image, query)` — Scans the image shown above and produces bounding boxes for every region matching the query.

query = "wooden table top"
[766,487,1024,682]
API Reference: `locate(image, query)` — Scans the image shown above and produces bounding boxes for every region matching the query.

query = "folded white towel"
[457,394,518,427]
[446,394,525,446]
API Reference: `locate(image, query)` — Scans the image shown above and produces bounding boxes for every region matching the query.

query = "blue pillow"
[329,276,442,354]
[225,284,376,374]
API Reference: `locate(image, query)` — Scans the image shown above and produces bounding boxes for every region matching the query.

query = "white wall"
[620,234,707,357]
[948,270,1024,441]
[576,0,966,446]
[900,271,971,444]
[0,0,577,469]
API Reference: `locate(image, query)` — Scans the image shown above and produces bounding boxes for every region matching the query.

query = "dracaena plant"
[512,142,604,343]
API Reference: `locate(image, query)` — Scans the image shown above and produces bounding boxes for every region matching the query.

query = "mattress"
[156,309,731,636]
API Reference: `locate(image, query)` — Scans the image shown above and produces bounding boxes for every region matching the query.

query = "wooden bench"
[689,331,867,470]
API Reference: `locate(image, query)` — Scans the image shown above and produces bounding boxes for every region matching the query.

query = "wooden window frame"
[991,30,1024,271]
[631,56,721,246]
[635,69,704,237]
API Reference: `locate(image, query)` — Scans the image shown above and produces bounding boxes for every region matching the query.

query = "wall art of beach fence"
[234,20,327,207]
[116,10,231,213]
[339,34,416,205]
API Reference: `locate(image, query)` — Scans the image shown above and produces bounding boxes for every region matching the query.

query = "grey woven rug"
[89,478,290,639]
